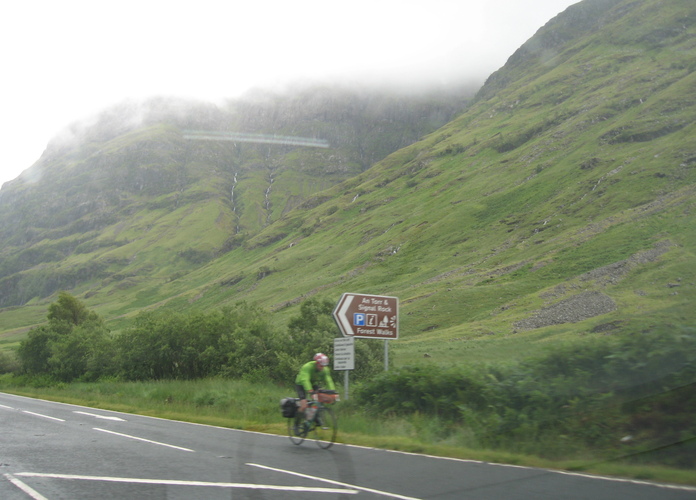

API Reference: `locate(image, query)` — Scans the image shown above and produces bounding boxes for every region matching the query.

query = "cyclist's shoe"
[303,420,313,432]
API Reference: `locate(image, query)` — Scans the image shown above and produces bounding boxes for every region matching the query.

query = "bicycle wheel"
[311,406,337,449]
[287,412,306,445]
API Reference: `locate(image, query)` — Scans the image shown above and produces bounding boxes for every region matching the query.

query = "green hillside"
[0,88,469,327]
[1,0,694,366]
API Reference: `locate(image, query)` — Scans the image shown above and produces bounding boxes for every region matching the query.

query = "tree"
[17,326,57,375]
[116,310,194,380]
[47,291,101,335]
[281,297,385,382]
[17,291,113,380]
[285,298,338,359]
[48,321,115,381]
[115,303,279,381]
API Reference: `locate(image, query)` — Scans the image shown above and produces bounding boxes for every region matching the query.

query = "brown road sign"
[333,293,399,339]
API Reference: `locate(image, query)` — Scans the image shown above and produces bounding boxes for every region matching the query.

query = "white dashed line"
[93,427,195,452]
[21,411,65,422]
[74,411,126,421]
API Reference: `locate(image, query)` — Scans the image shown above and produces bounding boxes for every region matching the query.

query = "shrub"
[17,292,115,381]
[0,351,20,374]
[354,326,696,464]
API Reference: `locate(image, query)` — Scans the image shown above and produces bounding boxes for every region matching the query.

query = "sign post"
[333,293,399,372]
[333,337,354,400]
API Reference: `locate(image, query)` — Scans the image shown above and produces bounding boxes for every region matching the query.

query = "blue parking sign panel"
[354,313,366,326]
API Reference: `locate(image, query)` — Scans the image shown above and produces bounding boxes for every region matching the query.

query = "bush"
[116,302,281,381]
[356,365,488,420]
[17,292,115,381]
[354,327,696,464]
[0,350,20,374]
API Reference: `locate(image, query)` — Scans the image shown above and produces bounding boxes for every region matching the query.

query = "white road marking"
[15,472,357,494]
[3,474,50,500]
[74,411,125,421]
[247,463,422,500]
[93,427,194,452]
[22,411,65,422]
[0,403,14,409]
[554,469,696,492]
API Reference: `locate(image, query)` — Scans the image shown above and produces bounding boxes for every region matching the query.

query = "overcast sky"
[0,0,579,187]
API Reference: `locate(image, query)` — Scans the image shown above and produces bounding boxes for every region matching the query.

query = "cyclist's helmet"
[314,353,329,367]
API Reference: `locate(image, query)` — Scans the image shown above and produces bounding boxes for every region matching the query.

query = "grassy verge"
[1,376,694,487]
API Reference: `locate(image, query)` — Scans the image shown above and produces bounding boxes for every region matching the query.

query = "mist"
[0,0,580,187]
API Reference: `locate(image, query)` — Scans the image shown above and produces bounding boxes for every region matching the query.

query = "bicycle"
[287,389,338,449]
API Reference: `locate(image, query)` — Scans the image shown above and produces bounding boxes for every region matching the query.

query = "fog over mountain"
[1,0,579,187]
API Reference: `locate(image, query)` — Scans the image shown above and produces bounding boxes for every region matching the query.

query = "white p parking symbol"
[353,313,366,326]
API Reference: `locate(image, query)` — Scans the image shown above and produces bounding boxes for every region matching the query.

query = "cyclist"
[295,353,336,417]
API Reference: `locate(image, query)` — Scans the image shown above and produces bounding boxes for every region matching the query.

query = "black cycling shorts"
[295,384,318,400]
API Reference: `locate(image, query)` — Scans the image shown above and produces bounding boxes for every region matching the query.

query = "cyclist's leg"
[292,385,308,435]
[287,392,305,443]
[313,406,337,449]
[295,385,307,400]
[295,385,309,415]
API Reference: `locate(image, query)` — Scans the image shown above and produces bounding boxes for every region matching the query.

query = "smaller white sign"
[333,337,355,371]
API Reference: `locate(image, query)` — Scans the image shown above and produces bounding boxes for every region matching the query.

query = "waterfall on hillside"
[230,171,240,234]
[264,172,275,226]
[230,172,238,209]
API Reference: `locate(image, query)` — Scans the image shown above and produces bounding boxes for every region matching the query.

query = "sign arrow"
[335,294,355,336]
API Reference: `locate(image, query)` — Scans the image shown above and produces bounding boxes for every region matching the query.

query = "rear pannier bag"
[280,397,298,418]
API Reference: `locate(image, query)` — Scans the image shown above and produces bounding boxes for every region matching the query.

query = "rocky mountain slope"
[0,87,470,310]
[1,0,694,363]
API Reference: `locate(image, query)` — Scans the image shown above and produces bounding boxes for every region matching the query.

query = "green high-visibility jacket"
[295,360,336,392]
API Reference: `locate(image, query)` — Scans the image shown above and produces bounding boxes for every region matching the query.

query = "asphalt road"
[1,392,694,499]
